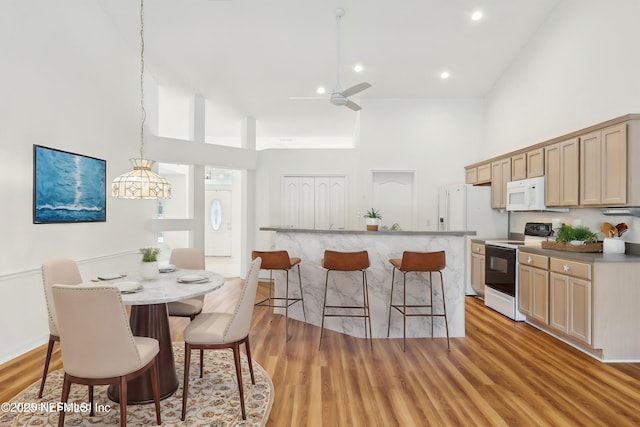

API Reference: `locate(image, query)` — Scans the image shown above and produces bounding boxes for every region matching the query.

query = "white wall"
[484,0,640,156]
[0,1,159,363]
[254,98,485,248]
[484,0,640,243]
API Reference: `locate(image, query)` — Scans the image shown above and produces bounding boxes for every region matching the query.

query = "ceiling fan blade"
[345,100,362,111]
[288,96,328,100]
[341,82,371,98]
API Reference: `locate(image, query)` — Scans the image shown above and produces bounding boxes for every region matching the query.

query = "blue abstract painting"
[33,145,106,223]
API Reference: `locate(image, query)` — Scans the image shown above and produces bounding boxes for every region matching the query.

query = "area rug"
[1,343,273,426]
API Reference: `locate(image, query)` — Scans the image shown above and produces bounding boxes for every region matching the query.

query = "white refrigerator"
[437,183,509,295]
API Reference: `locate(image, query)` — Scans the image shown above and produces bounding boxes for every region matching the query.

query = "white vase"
[603,238,625,254]
[140,261,159,280]
[366,217,379,231]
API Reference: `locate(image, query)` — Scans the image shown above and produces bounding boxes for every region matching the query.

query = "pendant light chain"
[139,0,146,161]
[110,0,171,199]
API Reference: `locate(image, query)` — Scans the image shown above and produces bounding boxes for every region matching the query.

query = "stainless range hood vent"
[600,207,640,216]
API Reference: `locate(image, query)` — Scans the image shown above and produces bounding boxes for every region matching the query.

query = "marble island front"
[259,227,476,340]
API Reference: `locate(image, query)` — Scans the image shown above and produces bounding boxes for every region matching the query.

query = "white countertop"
[260,226,476,236]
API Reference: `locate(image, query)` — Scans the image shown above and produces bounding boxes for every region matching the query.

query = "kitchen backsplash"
[510,209,640,245]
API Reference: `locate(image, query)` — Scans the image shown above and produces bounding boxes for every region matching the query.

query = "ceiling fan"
[329,7,371,111]
[290,7,371,111]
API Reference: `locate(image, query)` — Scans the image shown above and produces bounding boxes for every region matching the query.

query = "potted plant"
[364,208,382,231]
[139,247,160,280]
[555,225,598,244]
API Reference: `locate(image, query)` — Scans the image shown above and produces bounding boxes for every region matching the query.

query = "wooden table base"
[107,304,178,404]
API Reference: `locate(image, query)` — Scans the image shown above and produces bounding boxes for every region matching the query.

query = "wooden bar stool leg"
[297,264,307,321]
[387,268,396,338]
[439,271,450,351]
[429,272,434,339]
[319,271,330,349]
[363,271,373,349]
[285,270,290,341]
[403,272,408,352]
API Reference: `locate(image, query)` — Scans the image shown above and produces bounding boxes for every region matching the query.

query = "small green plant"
[364,208,382,219]
[140,247,159,262]
[555,225,598,244]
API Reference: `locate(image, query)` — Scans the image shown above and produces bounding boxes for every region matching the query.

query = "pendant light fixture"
[111,0,171,199]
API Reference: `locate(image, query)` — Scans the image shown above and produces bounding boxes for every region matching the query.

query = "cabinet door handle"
[563,264,570,272]
[527,256,533,264]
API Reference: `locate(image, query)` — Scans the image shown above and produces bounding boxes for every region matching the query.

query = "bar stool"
[319,250,372,349]
[387,250,450,351]
[252,250,306,339]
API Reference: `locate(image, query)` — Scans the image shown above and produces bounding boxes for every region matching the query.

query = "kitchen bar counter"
[260,226,476,236]
[259,227,471,340]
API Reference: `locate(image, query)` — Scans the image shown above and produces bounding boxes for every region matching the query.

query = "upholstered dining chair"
[181,257,262,421]
[39,259,83,399]
[52,284,162,427]
[167,248,206,320]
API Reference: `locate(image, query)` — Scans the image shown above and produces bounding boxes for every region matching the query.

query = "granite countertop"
[519,245,640,263]
[260,226,476,236]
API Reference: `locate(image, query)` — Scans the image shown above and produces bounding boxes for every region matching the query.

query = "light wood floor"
[3,281,640,426]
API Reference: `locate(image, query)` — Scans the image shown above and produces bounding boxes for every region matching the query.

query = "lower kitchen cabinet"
[470,242,485,297]
[518,252,549,323]
[549,258,592,345]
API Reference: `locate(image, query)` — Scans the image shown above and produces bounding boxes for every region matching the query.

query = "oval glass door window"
[210,199,222,231]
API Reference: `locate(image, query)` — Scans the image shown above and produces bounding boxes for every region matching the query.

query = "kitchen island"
[259,227,476,340]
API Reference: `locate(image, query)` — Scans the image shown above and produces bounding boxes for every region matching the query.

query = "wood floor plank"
[3,287,640,426]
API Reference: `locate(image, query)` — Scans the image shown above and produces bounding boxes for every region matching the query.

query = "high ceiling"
[98,0,560,147]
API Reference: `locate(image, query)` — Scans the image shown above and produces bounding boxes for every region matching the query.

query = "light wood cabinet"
[548,258,592,345]
[545,137,579,207]
[465,164,492,185]
[465,167,478,184]
[491,158,511,209]
[477,164,491,184]
[512,148,544,181]
[527,148,544,177]
[518,252,549,324]
[511,153,526,181]
[470,242,485,297]
[580,123,627,206]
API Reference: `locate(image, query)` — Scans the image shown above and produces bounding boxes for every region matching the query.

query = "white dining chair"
[52,284,162,427]
[167,248,206,320]
[39,259,83,399]
[181,257,261,421]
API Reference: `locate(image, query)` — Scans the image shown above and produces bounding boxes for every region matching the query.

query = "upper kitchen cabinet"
[580,123,627,206]
[511,153,526,180]
[491,158,511,209]
[465,163,491,185]
[527,148,544,178]
[512,148,544,181]
[545,138,579,207]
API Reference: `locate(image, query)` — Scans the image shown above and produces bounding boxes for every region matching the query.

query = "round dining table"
[103,268,225,404]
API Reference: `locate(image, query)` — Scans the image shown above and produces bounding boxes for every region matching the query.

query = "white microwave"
[506,177,568,212]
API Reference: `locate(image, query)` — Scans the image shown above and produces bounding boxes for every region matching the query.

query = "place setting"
[176,273,210,284]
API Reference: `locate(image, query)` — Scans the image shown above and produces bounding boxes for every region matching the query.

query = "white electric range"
[483,222,553,320]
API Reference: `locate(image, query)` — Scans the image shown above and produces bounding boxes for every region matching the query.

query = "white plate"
[98,273,124,281]
[115,281,143,294]
[159,267,176,273]
[178,274,207,283]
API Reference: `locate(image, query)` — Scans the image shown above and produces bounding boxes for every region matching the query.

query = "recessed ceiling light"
[471,10,483,21]
[440,71,450,79]
[354,64,363,73]
[316,86,326,94]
